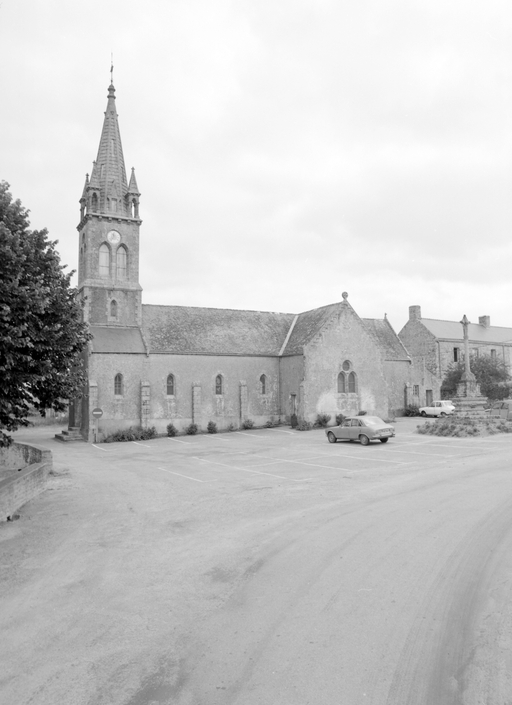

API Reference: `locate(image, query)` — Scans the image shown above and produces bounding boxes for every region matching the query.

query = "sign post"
[91,407,103,443]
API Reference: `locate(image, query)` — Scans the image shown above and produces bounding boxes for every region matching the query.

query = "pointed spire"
[80,173,89,200]
[127,167,140,195]
[92,82,129,215]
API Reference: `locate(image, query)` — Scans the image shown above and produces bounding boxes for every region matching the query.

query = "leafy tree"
[441,354,512,401]
[0,182,91,446]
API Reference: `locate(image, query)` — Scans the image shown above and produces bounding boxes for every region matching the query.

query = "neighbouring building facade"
[69,82,418,441]
[399,305,512,406]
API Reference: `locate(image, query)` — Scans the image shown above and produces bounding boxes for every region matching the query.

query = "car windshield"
[361,416,385,426]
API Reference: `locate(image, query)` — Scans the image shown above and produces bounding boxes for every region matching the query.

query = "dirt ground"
[2,420,512,704]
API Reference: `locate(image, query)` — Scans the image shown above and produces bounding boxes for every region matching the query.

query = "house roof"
[420,318,512,344]
[141,305,295,355]
[90,326,146,354]
[362,318,411,360]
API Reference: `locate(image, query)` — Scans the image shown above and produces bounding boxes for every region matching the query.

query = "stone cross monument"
[453,314,487,416]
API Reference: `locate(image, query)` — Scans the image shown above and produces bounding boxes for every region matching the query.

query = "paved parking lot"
[76,418,512,489]
[5,418,512,705]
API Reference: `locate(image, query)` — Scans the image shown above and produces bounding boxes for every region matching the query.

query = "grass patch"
[417,416,512,437]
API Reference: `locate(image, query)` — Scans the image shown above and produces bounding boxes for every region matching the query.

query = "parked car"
[325,416,395,445]
[489,399,512,420]
[419,400,455,417]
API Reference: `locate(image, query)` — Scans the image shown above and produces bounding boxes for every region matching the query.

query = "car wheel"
[327,431,337,444]
[439,412,447,417]
[359,434,370,446]
[380,438,389,443]
[420,411,427,417]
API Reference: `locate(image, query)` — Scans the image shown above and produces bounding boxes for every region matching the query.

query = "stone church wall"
[278,355,304,421]
[382,360,411,418]
[302,310,390,422]
[89,352,281,437]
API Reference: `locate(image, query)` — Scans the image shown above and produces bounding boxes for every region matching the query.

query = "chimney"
[409,305,421,321]
[479,315,490,328]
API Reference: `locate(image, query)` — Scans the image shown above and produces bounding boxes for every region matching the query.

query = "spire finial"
[110,53,114,85]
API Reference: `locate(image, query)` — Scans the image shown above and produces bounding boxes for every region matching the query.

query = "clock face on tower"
[107,230,121,244]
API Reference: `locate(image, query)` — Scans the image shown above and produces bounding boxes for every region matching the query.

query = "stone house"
[69,82,414,441]
[398,305,512,406]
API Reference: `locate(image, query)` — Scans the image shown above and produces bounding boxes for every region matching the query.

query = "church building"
[70,82,414,441]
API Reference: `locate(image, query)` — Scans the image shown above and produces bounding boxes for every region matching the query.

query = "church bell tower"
[77,82,142,327]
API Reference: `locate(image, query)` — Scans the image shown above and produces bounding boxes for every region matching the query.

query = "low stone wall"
[0,442,53,521]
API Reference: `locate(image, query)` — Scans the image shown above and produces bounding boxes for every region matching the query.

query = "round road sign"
[91,407,103,418]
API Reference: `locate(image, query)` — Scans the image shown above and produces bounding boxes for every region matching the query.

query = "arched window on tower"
[99,243,110,277]
[348,371,357,393]
[337,372,346,393]
[110,300,117,318]
[114,373,123,396]
[166,374,175,396]
[91,193,98,211]
[215,375,223,395]
[116,245,127,280]
[260,374,266,395]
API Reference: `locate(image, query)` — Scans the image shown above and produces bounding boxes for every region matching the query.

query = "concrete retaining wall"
[0,443,53,521]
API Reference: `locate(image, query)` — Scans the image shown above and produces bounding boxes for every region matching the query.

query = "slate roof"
[420,319,512,344]
[90,326,146,354]
[280,302,340,355]
[141,305,295,355]
[362,318,411,361]
[139,302,408,358]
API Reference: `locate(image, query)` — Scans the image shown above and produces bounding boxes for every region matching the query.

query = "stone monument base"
[452,396,488,419]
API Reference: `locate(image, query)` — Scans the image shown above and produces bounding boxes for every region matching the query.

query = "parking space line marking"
[271,430,296,435]
[131,441,152,447]
[92,444,109,452]
[233,432,265,440]
[196,457,308,481]
[157,467,213,483]
[383,448,456,457]
[166,437,191,444]
[293,452,408,465]
[201,435,232,442]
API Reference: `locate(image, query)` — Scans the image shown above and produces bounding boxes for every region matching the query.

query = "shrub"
[297,420,312,431]
[264,420,274,428]
[166,423,177,437]
[227,423,237,432]
[290,413,298,428]
[185,423,198,435]
[103,425,157,443]
[404,404,420,417]
[416,416,512,437]
[140,426,157,440]
[335,413,345,425]
[314,413,331,428]
[207,421,217,434]
[242,419,254,430]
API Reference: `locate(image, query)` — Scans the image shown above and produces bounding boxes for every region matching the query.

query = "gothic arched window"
[260,374,266,395]
[116,245,127,280]
[114,373,123,396]
[91,193,98,211]
[166,374,175,396]
[348,371,357,393]
[337,372,346,393]
[110,300,117,318]
[99,243,110,277]
[215,375,223,395]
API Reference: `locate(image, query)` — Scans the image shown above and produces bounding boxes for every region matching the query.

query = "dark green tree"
[441,354,511,401]
[0,182,91,446]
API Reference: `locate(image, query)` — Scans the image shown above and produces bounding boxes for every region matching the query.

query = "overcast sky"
[2,0,512,333]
